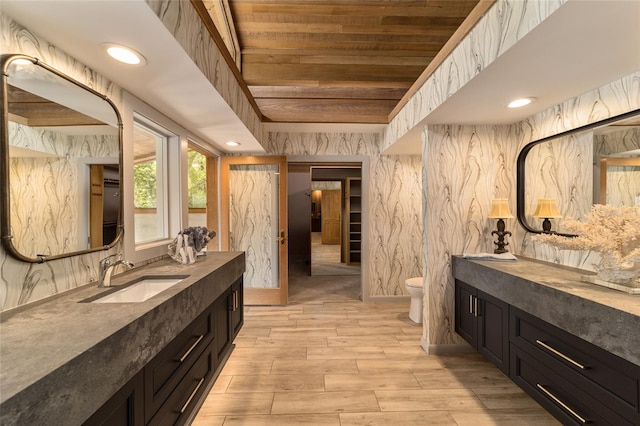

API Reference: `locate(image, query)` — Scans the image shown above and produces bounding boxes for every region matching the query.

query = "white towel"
[462,252,517,262]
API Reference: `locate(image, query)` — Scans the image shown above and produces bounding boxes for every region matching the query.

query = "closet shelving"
[346,177,361,265]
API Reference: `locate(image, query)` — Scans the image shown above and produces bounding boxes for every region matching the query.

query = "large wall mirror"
[517,109,640,236]
[1,54,123,262]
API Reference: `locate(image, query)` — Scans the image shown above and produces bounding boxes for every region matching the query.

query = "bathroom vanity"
[0,252,245,426]
[453,256,640,426]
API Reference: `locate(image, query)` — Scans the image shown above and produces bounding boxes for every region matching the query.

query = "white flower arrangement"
[532,204,640,287]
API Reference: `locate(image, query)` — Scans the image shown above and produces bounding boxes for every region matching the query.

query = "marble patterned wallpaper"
[264,132,423,297]
[383,0,565,151]
[0,15,122,310]
[595,128,640,207]
[523,131,593,234]
[145,0,262,144]
[9,123,119,258]
[228,165,279,289]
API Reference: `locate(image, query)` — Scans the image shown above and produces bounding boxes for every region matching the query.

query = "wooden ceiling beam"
[234,22,461,36]
[241,48,438,57]
[239,39,446,51]
[243,54,431,67]
[231,3,479,18]
[242,63,424,85]
[236,31,453,44]
[255,98,397,123]
[249,86,406,100]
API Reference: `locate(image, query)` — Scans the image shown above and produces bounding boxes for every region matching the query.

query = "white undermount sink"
[90,276,187,303]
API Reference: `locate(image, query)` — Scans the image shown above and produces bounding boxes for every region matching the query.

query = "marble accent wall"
[384,0,565,151]
[423,124,517,345]
[228,165,279,289]
[264,132,423,297]
[1,15,122,310]
[145,0,262,143]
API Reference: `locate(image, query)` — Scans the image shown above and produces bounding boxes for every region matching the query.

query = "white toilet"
[405,277,424,323]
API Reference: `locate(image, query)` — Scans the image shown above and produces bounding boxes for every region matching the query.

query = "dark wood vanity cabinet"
[83,371,144,426]
[510,307,640,426]
[454,279,509,374]
[84,278,244,426]
[144,303,216,425]
[454,274,640,426]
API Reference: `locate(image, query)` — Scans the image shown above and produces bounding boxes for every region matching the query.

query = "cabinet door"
[454,280,476,345]
[477,289,509,374]
[214,289,232,361]
[229,278,244,340]
[83,371,144,426]
[455,280,478,348]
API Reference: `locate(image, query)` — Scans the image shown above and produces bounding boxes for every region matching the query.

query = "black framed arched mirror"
[1,54,123,262]
[517,108,640,237]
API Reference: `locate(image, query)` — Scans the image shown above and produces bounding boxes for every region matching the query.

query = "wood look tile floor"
[192,275,560,426]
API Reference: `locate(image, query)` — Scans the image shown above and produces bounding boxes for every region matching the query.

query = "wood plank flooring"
[192,275,559,425]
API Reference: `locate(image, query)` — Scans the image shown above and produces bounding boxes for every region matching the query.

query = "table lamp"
[488,198,514,253]
[533,198,562,233]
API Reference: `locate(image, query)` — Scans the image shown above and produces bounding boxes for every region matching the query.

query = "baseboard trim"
[367,295,411,302]
[420,339,475,355]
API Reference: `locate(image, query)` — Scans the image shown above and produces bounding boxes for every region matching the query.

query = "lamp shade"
[532,198,562,218]
[488,198,514,219]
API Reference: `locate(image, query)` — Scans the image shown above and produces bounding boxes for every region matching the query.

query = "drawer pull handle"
[179,377,205,414]
[536,383,587,424]
[469,295,473,314]
[474,296,479,317]
[535,340,587,370]
[179,335,204,362]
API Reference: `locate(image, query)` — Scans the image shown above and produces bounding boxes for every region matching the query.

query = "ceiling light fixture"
[102,43,146,65]
[225,141,241,147]
[507,97,535,108]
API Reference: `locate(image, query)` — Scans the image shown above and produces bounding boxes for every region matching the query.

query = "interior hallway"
[192,275,559,425]
[311,232,361,277]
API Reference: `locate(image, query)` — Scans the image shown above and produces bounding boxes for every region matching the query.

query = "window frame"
[122,92,185,263]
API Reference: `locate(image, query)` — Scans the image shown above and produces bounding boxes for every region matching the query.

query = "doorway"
[287,163,361,278]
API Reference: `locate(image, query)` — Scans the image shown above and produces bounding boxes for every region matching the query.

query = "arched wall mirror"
[1,54,123,263]
[517,109,640,236]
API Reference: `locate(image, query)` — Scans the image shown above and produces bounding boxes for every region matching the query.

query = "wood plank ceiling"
[202,0,481,124]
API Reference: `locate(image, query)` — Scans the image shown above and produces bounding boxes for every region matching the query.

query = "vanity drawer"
[147,340,216,426]
[510,307,639,420]
[144,306,215,423]
[511,344,633,426]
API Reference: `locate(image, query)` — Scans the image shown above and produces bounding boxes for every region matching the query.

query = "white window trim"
[122,92,186,264]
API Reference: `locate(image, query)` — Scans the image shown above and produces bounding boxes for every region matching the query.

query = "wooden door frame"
[220,155,288,305]
[186,143,219,250]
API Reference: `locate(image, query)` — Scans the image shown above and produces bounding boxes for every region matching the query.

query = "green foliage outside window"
[133,151,206,209]
[188,150,207,208]
[133,160,157,208]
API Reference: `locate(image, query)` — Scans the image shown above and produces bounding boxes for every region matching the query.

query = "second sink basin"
[91,276,188,303]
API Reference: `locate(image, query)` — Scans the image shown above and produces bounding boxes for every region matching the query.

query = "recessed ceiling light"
[102,43,146,65]
[225,141,241,147]
[507,97,535,108]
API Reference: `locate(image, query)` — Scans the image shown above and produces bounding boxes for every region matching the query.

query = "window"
[132,118,170,244]
[187,146,207,228]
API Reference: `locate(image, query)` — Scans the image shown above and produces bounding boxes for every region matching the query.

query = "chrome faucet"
[99,254,134,288]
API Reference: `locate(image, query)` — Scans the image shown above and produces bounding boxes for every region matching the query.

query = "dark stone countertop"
[452,255,640,366]
[0,251,245,426]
